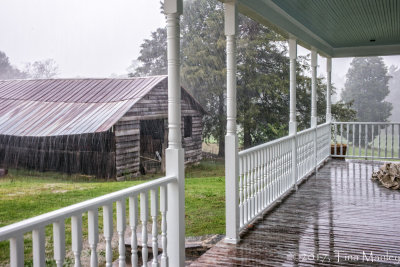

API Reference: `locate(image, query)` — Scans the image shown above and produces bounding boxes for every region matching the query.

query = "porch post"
[326,57,332,122]
[289,37,297,135]
[311,48,318,128]
[224,0,239,244]
[164,0,185,266]
[288,37,298,188]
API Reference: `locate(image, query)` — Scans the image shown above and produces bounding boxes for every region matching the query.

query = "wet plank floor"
[191,159,400,266]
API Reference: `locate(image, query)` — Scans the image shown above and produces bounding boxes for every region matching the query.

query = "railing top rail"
[239,122,331,157]
[0,175,177,241]
[332,122,400,125]
[239,134,294,156]
[316,122,331,129]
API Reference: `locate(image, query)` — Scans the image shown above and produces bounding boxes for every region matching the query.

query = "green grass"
[0,160,225,265]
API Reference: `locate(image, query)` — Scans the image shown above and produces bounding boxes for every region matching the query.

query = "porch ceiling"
[234,0,400,58]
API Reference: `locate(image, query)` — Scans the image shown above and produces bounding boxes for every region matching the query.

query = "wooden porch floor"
[191,159,400,266]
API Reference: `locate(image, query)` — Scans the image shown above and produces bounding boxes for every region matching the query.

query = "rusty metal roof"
[0,76,167,136]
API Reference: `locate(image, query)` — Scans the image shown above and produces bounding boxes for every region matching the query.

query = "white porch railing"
[238,122,331,231]
[0,175,177,267]
[332,122,400,160]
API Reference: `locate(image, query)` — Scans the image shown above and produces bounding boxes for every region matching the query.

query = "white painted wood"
[129,196,138,267]
[311,48,318,128]
[224,0,239,245]
[88,209,99,267]
[160,186,168,267]
[32,227,46,267]
[0,176,178,266]
[166,148,185,267]
[326,57,332,122]
[10,234,24,267]
[165,0,185,265]
[151,189,159,267]
[0,176,176,242]
[140,192,149,267]
[53,220,66,267]
[288,37,297,135]
[71,214,82,267]
[103,203,113,267]
[116,200,126,267]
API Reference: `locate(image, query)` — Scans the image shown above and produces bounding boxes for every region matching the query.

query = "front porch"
[192,159,400,266]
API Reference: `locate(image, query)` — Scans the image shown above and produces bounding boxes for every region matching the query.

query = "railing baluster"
[263,149,267,207]
[334,123,337,156]
[391,124,394,158]
[150,189,159,267]
[160,186,168,267]
[378,124,381,158]
[10,234,24,267]
[250,152,255,218]
[129,195,139,267]
[140,192,149,267]
[346,124,349,157]
[117,199,126,267]
[239,157,243,227]
[340,123,343,156]
[32,226,46,267]
[243,155,248,224]
[88,209,99,267]
[385,125,388,158]
[365,124,368,157]
[53,220,66,267]
[358,124,361,157]
[103,203,113,267]
[352,123,355,157]
[371,125,375,159]
[71,214,83,267]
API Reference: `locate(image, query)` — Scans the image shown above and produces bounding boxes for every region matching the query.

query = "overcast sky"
[1,0,399,97]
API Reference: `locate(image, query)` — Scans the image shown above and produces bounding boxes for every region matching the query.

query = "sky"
[0,0,399,99]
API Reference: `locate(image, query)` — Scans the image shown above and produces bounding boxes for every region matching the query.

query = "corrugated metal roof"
[0,76,167,136]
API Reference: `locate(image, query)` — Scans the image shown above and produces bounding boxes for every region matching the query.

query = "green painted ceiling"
[272,0,399,48]
[235,0,400,57]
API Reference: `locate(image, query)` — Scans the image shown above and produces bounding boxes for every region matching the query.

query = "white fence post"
[224,0,239,244]
[165,0,185,266]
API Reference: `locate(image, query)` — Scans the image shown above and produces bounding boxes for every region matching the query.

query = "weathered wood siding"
[115,79,203,178]
[0,132,116,178]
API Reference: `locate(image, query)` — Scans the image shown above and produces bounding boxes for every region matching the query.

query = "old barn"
[0,76,204,179]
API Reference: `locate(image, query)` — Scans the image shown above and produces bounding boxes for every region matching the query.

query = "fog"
[0,0,399,107]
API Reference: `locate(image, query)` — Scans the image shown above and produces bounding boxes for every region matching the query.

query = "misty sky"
[1,0,399,97]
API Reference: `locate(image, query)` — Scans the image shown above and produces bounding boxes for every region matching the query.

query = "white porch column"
[288,37,298,188]
[326,57,332,122]
[164,0,185,266]
[289,37,297,135]
[311,48,318,128]
[224,0,239,244]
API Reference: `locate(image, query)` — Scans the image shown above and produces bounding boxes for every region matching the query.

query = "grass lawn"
[0,160,225,265]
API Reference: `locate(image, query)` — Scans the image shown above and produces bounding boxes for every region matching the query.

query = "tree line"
[0,51,58,79]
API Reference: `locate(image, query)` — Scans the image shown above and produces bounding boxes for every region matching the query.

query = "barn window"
[184,116,192,138]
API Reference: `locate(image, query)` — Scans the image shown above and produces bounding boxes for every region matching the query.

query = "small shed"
[0,76,204,179]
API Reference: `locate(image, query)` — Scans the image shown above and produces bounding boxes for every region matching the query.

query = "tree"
[25,59,59,79]
[0,51,26,79]
[129,28,167,77]
[386,65,400,122]
[341,57,392,122]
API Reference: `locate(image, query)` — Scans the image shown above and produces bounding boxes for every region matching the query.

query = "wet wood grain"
[191,160,400,266]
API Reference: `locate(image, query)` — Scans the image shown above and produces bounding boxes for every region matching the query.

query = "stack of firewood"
[372,163,400,190]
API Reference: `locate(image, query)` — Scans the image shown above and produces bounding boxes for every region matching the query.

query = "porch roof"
[231,0,400,58]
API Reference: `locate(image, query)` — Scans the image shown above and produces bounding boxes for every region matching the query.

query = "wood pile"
[372,163,400,189]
